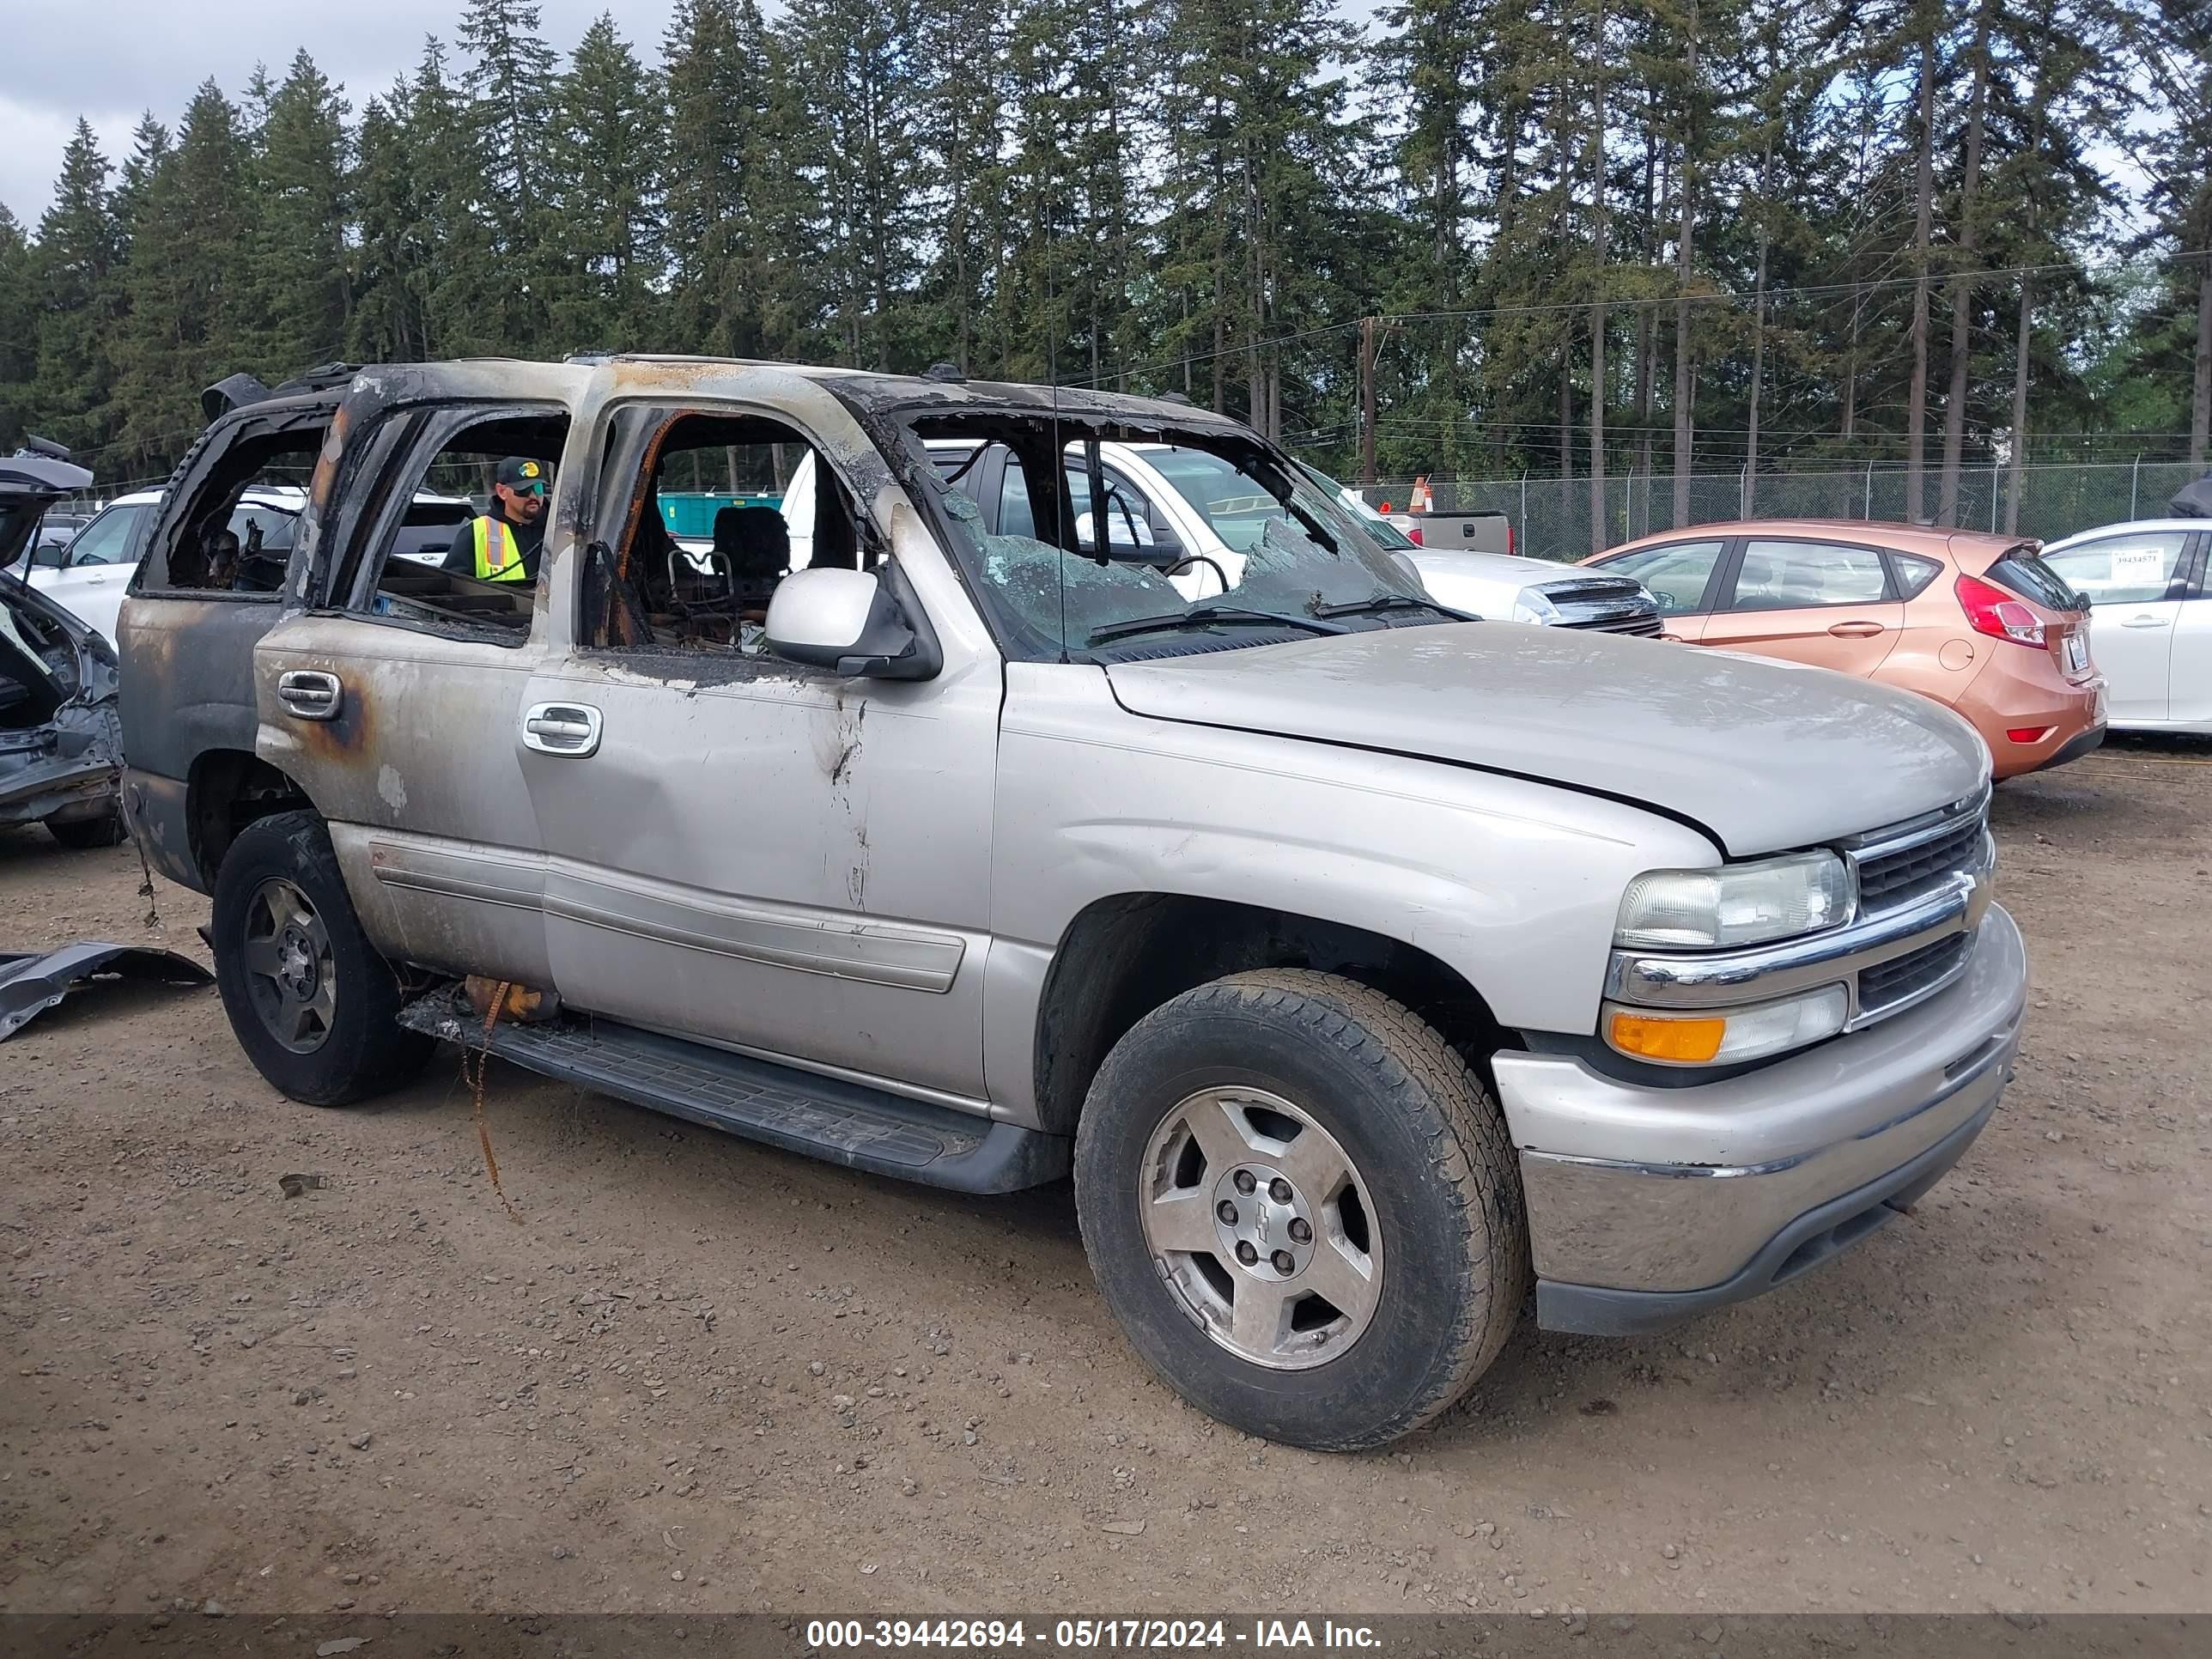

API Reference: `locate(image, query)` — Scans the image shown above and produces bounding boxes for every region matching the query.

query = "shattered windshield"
[902,417,1442,662]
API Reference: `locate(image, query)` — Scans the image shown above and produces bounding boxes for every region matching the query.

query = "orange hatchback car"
[1585,520,2106,779]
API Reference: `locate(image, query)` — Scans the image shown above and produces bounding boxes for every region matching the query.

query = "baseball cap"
[495,457,548,489]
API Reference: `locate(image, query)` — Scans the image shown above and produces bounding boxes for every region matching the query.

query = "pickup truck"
[117,357,2026,1450]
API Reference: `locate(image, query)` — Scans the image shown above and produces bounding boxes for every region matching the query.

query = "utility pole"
[1359,316,1380,486]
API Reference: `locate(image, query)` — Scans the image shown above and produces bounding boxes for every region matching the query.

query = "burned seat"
[720,506,790,617]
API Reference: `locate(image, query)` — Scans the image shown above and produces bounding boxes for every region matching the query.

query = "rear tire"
[1074,969,1527,1451]
[46,808,128,849]
[210,811,431,1105]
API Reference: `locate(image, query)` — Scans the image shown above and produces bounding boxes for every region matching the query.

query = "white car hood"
[1405,549,1566,586]
[1103,623,1990,857]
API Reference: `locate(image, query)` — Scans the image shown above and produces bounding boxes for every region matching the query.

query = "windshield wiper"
[1310,592,1476,623]
[1086,604,1349,647]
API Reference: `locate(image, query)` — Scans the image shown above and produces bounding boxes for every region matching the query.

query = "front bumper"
[1495,903,2026,1335]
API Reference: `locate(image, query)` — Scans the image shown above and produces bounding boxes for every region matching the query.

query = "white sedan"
[2038,520,2212,732]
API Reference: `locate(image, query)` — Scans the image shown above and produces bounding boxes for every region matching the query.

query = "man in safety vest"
[442,457,549,582]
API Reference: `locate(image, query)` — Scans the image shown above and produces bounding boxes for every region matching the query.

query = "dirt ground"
[3,745,2208,1621]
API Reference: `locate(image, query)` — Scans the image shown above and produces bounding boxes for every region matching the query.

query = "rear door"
[1585,537,1731,642]
[257,398,573,988]
[118,395,340,890]
[1696,537,1904,674]
[2040,529,2191,725]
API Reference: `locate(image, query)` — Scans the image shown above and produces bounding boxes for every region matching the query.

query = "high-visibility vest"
[472,515,530,582]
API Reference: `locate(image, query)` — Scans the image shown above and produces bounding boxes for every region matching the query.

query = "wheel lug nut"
[1269,1178,1292,1203]
[1233,1170,1256,1195]
[1289,1218,1312,1243]
[1216,1200,1238,1224]
[1272,1250,1295,1275]
[1235,1241,1259,1266]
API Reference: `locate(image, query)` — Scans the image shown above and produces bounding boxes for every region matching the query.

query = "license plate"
[2063,632,2089,676]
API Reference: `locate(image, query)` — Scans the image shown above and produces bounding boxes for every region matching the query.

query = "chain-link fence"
[1353,460,2210,563]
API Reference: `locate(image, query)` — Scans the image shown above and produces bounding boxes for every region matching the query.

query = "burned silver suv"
[119,358,2026,1450]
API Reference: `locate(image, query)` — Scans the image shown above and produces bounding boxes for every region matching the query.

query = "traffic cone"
[1410,476,1433,514]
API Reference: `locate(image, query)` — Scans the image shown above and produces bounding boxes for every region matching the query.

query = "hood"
[1406,549,1565,586]
[0,450,95,573]
[1103,624,1989,857]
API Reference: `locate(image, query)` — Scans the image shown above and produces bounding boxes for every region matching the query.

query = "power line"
[1080,251,2212,387]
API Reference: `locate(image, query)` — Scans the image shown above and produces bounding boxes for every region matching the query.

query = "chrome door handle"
[276,669,343,720]
[521,702,603,757]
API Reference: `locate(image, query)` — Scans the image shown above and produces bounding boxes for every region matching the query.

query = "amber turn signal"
[1607,1011,1728,1064]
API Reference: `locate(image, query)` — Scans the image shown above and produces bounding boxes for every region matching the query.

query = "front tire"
[210,811,431,1105]
[1074,969,1527,1451]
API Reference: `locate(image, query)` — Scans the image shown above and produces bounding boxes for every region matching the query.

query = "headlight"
[1606,986,1849,1066]
[1615,851,1855,949]
[1510,589,1563,625]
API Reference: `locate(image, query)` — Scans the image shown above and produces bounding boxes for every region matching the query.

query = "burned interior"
[581,408,878,655]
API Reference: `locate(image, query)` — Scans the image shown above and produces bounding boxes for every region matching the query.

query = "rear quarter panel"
[116,593,287,889]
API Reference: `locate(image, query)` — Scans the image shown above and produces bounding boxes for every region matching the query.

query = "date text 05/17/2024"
[803,1620,1382,1650]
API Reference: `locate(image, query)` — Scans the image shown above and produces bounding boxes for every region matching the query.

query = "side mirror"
[765,566,940,680]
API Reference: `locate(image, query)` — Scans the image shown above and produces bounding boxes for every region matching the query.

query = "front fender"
[982,663,1717,1118]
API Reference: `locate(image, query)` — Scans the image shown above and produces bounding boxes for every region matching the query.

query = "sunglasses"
[508,480,547,498]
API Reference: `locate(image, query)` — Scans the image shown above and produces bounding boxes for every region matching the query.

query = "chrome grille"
[1856,933,1972,1017]
[1607,786,1996,1036]
[1851,793,1991,914]
[1564,612,1664,637]
[1538,578,1663,638]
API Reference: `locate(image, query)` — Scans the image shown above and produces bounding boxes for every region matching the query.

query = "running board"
[397,993,1068,1194]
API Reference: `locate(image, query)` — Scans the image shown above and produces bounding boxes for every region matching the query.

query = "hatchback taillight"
[1956,574,2046,647]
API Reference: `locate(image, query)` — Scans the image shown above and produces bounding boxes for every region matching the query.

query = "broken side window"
[331,408,570,647]
[138,425,324,598]
[580,407,880,659]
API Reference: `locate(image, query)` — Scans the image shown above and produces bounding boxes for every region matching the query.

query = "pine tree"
[663,0,767,356]
[916,0,1010,376]
[459,0,561,351]
[782,0,933,368]
[0,207,37,449]
[409,40,482,358]
[550,14,667,352]
[110,80,258,477]
[2133,0,2212,461]
[349,87,422,362]
[27,120,122,457]
[112,115,173,249]
[251,51,352,376]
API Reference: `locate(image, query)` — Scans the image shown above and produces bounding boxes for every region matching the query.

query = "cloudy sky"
[3,1,687,226]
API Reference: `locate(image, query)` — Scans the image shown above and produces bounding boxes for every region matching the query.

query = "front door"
[1697,537,1904,676]
[2166,539,2212,727]
[2043,529,2191,725]
[519,392,1002,1103]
